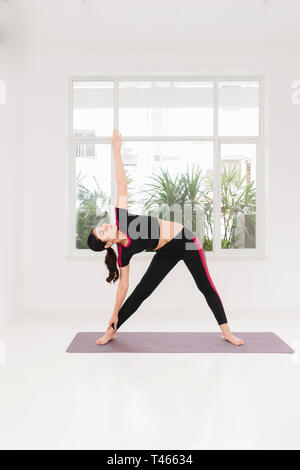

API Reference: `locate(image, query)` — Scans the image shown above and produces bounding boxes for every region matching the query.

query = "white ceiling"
[3,0,300,53]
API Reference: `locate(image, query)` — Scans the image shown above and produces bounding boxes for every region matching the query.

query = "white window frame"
[67,75,267,260]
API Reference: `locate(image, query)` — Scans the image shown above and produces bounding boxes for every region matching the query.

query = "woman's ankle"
[219,323,231,336]
[107,326,116,334]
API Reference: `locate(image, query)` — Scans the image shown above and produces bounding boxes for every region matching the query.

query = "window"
[75,130,96,158]
[68,77,264,257]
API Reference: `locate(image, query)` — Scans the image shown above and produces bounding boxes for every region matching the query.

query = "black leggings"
[113,227,228,330]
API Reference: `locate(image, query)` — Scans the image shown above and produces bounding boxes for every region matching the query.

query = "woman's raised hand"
[110,128,122,153]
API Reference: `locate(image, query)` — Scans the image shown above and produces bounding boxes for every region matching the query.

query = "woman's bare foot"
[221,333,245,346]
[96,327,117,345]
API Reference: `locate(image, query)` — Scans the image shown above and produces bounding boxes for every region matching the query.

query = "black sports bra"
[115,207,160,267]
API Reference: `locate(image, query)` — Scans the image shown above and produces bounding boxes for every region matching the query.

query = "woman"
[88,129,245,347]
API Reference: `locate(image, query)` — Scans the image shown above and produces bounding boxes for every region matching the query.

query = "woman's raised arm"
[111,128,128,209]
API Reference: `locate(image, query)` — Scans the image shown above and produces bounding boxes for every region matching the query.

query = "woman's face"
[93,223,118,242]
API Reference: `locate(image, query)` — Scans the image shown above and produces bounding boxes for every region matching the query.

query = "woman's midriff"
[153,218,184,251]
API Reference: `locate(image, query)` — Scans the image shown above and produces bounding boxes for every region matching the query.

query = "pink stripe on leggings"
[192,236,224,307]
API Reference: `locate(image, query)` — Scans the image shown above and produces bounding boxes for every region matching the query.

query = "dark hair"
[87,228,119,284]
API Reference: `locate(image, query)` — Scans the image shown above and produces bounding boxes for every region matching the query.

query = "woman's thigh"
[182,237,219,295]
[133,252,181,298]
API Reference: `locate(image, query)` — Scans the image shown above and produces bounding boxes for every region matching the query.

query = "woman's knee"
[127,284,153,305]
[198,282,216,298]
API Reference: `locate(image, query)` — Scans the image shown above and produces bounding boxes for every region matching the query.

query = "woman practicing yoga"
[87,129,245,347]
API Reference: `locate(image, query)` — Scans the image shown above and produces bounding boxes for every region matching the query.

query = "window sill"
[66,250,270,261]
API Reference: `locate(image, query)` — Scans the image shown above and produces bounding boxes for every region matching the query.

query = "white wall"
[0,1,26,326]
[2,0,300,322]
[23,48,300,314]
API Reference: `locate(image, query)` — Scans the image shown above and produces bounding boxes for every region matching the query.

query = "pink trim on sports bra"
[117,243,122,267]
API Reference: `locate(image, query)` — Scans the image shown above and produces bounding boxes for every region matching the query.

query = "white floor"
[0,309,299,450]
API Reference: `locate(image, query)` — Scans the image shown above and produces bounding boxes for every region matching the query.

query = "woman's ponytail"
[105,246,119,283]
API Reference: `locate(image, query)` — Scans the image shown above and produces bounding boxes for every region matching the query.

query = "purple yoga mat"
[66,332,294,354]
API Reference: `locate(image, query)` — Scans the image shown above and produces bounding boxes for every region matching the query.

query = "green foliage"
[142,168,184,220]
[220,162,256,248]
[142,164,211,245]
[179,164,212,234]
[76,172,110,249]
[141,162,256,251]
[76,162,256,251]
[76,169,134,249]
